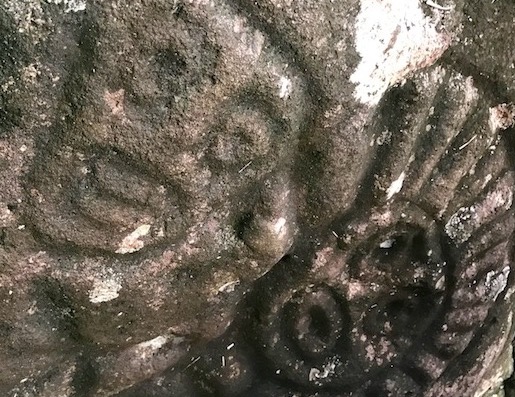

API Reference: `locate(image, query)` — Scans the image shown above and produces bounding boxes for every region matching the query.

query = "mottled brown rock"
[0,0,514,396]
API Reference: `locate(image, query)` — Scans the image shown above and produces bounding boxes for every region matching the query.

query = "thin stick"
[458,134,477,151]
[238,160,252,174]
[425,0,454,11]
[184,356,201,370]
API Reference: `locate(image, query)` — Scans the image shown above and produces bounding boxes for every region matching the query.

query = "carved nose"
[239,173,297,260]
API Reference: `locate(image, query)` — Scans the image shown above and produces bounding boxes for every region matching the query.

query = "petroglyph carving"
[1,0,515,396]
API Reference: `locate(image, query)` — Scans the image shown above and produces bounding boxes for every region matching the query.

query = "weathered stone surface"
[0,0,514,396]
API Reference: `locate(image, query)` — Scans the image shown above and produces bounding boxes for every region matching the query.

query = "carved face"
[27,2,310,256]
[18,0,318,356]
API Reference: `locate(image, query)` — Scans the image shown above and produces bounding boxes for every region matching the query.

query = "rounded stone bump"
[241,213,295,259]
[240,175,297,259]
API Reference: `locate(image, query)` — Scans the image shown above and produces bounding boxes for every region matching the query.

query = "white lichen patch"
[232,16,265,59]
[213,225,240,252]
[312,247,340,277]
[278,76,292,99]
[0,203,15,227]
[21,63,41,83]
[463,75,479,104]
[482,173,493,189]
[126,334,179,362]
[99,333,187,392]
[345,280,368,300]
[116,224,151,254]
[273,217,287,234]
[475,183,513,220]
[4,0,47,40]
[46,0,86,13]
[209,271,241,297]
[5,0,85,42]
[445,206,474,244]
[376,129,392,145]
[386,171,406,200]
[379,238,395,249]
[364,337,395,366]
[89,278,122,303]
[1,76,16,93]
[485,266,510,301]
[137,335,168,351]
[351,0,451,105]
[445,181,513,244]
[218,279,240,293]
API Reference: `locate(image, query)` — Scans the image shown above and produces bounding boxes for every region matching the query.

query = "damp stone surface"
[0,1,515,396]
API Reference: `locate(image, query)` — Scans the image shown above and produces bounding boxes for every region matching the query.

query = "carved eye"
[77,155,168,218]
[210,107,273,165]
[121,16,218,110]
[250,271,355,389]
[208,93,288,173]
[154,47,187,79]
[343,203,445,287]
[331,204,449,377]
[349,227,437,283]
[147,33,217,97]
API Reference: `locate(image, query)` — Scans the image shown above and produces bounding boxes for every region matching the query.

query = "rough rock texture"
[0,0,514,396]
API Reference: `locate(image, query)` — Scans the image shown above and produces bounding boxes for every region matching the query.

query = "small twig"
[184,356,201,370]
[458,134,477,151]
[425,0,454,11]
[238,160,252,174]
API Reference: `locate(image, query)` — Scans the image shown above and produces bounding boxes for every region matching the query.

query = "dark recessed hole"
[308,305,331,342]
[0,320,13,337]
[156,47,187,78]
[234,212,253,240]
[374,228,429,267]
[72,358,99,396]
[410,232,427,263]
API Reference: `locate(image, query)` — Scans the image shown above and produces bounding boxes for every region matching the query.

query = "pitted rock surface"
[0,1,514,396]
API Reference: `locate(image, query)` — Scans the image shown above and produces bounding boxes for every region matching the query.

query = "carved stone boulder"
[0,0,514,396]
